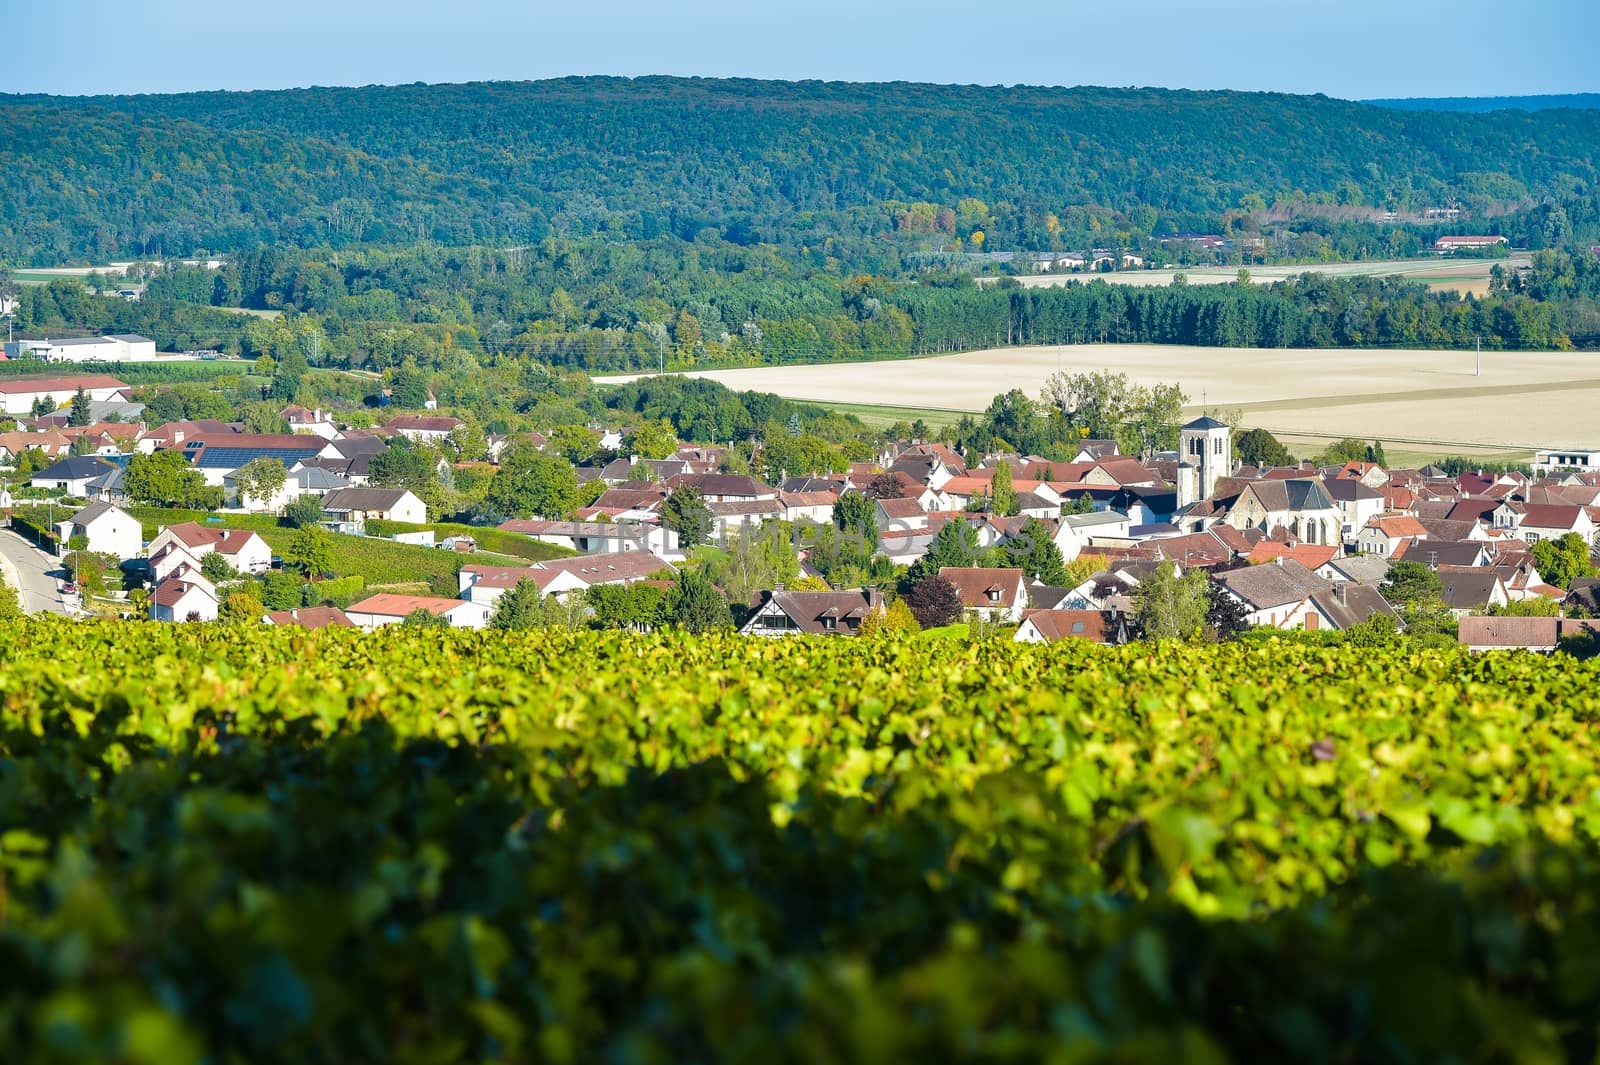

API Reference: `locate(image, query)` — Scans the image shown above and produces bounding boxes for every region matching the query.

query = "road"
[0,530,74,616]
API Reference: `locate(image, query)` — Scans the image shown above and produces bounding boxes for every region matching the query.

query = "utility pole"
[1475,336,1481,378]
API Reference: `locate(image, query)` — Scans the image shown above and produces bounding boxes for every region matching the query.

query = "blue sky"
[5,0,1595,98]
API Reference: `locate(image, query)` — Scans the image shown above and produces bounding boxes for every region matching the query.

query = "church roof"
[1182,416,1230,431]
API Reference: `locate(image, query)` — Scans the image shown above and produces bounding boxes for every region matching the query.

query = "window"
[1214,437,1223,455]
[1070,621,1085,634]
[987,589,1001,602]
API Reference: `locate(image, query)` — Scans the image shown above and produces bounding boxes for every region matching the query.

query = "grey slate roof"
[34,455,115,480]
[1215,559,1332,609]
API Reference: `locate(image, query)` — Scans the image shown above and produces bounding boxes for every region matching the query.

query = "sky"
[4,0,1596,99]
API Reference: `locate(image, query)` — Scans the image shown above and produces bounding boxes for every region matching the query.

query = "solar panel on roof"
[195,448,320,469]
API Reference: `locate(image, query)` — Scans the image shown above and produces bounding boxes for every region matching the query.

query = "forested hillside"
[4,77,1600,262]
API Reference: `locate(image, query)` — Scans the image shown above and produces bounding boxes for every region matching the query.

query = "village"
[0,367,1596,653]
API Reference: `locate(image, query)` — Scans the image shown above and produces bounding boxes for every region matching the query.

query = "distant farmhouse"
[1433,235,1508,252]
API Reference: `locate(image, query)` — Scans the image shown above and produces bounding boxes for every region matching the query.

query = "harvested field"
[983,256,1526,297]
[599,343,1600,450]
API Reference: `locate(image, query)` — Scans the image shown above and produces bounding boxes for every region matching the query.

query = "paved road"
[0,530,73,616]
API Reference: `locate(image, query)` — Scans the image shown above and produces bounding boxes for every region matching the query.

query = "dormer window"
[986,588,1001,602]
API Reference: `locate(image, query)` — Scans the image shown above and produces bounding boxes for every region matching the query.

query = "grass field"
[636,342,1594,452]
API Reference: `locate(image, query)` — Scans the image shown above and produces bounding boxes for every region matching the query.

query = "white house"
[30,455,117,496]
[345,593,492,630]
[938,566,1028,623]
[281,405,340,440]
[1213,559,1333,630]
[0,375,132,416]
[496,518,679,558]
[1054,510,1133,562]
[458,565,586,607]
[147,523,273,576]
[383,415,463,443]
[1357,514,1429,558]
[319,487,429,527]
[150,566,219,623]
[57,501,142,560]
[1532,448,1600,477]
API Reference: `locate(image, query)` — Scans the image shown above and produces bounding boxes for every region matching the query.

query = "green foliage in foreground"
[4,622,1600,1062]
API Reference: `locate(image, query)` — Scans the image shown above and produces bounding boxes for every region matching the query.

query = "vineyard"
[4,620,1600,1062]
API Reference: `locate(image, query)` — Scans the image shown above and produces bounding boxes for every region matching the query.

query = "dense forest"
[4,78,1600,262]
[7,246,1600,381]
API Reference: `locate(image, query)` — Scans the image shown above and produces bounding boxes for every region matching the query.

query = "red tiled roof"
[938,566,1026,609]
[348,593,463,617]
[1020,609,1113,643]
[264,606,352,629]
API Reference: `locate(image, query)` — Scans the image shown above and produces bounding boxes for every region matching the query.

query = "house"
[739,589,885,637]
[662,473,778,503]
[1014,609,1127,645]
[0,375,132,415]
[458,565,587,606]
[497,518,678,557]
[707,499,786,535]
[886,453,959,491]
[147,523,273,577]
[1319,555,1392,586]
[345,593,492,630]
[263,606,353,629]
[779,490,838,524]
[319,487,428,527]
[0,429,73,462]
[30,455,116,495]
[1213,559,1334,630]
[1246,540,1340,571]
[1533,448,1600,477]
[57,501,141,560]
[1357,514,1429,557]
[1437,567,1511,616]
[2,334,157,363]
[149,567,219,623]
[384,415,463,442]
[1304,583,1398,631]
[281,405,340,440]
[1493,502,1595,546]
[1224,479,1343,545]
[1054,510,1135,561]
[1458,616,1563,653]
[177,433,327,486]
[875,496,930,531]
[1323,479,1386,541]
[938,566,1028,623]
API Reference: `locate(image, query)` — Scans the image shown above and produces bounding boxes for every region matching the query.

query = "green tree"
[240,401,290,434]
[124,449,223,509]
[666,569,729,633]
[1381,560,1455,641]
[1062,492,1096,516]
[1235,428,1294,469]
[284,525,334,578]
[222,588,265,622]
[1132,560,1209,641]
[833,492,878,551]
[284,493,326,528]
[622,418,679,460]
[388,366,430,409]
[233,456,288,510]
[588,582,668,631]
[1316,438,1369,466]
[200,551,236,584]
[545,424,598,466]
[401,607,451,629]
[485,442,579,520]
[905,519,981,587]
[858,598,921,638]
[702,522,800,609]
[0,582,22,620]
[1003,517,1068,585]
[490,577,544,631]
[989,461,1018,517]
[1532,532,1598,590]
[661,486,713,549]
[69,388,91,427]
